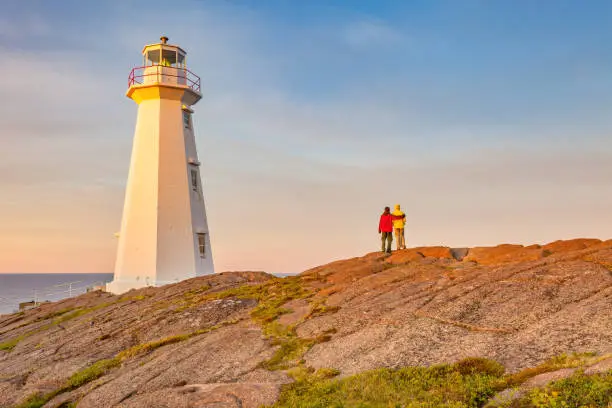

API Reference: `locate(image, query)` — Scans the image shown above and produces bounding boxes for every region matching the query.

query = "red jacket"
[379,214,394,233]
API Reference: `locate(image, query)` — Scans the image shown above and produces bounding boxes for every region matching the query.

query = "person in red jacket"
[379,206,404,254]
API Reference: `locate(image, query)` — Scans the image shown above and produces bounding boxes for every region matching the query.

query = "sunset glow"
[1,1,611,274]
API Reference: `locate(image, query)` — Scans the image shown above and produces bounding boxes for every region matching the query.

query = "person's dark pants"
[381,232,393,253]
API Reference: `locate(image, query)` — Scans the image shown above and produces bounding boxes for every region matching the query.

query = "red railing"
[128,65,201,92]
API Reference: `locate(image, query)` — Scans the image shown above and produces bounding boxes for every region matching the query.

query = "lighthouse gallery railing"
[128,65,201,92]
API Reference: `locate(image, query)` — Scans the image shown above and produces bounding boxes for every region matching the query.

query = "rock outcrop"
[0,239,611,407]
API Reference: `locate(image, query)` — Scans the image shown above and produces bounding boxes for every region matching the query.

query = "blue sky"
[1,0,611,273]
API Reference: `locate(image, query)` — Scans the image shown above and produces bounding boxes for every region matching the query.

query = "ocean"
[0,272,294,315]
[0,273,113,315]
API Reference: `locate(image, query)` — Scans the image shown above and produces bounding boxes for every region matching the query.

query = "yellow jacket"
[392,204,405,229]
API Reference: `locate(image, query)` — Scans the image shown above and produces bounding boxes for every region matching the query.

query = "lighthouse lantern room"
[107,36,214,295]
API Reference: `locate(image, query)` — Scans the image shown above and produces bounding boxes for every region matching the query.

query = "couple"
[378,204,406,254]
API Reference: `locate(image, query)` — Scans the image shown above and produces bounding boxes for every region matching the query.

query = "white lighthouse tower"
[107,36,214,294]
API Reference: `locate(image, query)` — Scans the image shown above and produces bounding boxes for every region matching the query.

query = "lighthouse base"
[105,278,183,295]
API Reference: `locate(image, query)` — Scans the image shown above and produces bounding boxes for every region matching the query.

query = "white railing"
[128,65,200,91]
[0,280,108,314]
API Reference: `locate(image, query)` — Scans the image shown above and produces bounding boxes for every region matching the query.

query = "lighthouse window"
[161,49,177,67]
[197,233,207,258]
[190,169,199,192]
[183,111,191,128]
[146,49,160,65]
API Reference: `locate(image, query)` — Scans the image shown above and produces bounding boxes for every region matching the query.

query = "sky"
[1,0,611,274]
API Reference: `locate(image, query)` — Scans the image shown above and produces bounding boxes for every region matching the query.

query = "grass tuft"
[306,301,341,319]
[263,321,295,339]
[0,336,22,351]
[35,307,75,322]
[207,277,312,325]
[116,335,189,360]
[1,303,117,352]
[14,318,240,407]
[63,358,120,391]
[455,357,506,378]
[260,329,334,371]
[14,358,120,408]
[13,393,48,408]
[503,352,600,387]
[286,366,341,383]
[52,309,90,325]
[130,295,147,301]
[261,337,316,371]
[117,319,239,361]
[206,276,319,371]
[314,367,341,379]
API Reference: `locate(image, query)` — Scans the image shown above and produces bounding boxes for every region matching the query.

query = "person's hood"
[392,204,405,217]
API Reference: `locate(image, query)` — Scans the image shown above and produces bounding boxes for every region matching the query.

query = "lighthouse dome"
[142,36,187,69]
[127,36,201,98]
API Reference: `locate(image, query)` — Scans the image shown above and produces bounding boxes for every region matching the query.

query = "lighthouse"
[107,37,214,294]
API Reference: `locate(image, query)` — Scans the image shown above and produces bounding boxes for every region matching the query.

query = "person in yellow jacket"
[392,204,406,250]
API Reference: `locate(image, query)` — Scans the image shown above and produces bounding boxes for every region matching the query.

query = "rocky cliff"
[1,239,611,407]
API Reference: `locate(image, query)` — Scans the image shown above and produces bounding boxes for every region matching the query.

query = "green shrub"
[267,359,504,408]
[267,356,611,408]
[14,393,48,408]
[455,357,505,378]
[0,336,22,351]
[518,370,612,407]
[64,358,120,390]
